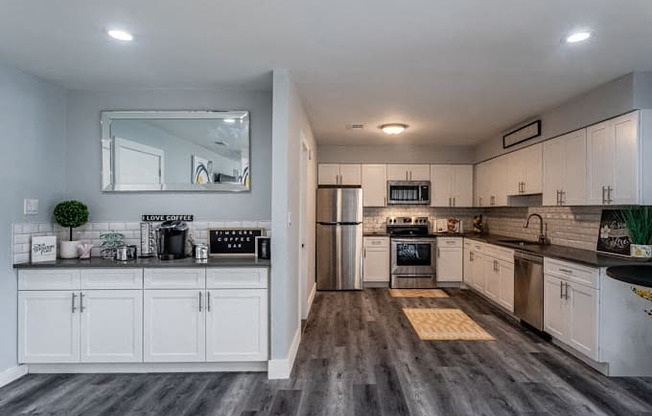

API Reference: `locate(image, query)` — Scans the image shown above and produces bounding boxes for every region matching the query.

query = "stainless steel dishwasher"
[514,251,544,330]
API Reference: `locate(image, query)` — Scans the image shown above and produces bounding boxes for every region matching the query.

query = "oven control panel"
[386,216,429,225]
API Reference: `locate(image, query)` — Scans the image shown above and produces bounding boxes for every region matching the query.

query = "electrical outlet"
[24,199,38,215]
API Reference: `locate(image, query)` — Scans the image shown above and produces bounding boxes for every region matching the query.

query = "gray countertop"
[14,256,270,269]
[606,265,652,288]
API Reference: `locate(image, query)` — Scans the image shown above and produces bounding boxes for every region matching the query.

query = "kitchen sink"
[496,239,542,246]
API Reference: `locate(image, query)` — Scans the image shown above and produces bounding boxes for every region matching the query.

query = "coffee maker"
[157,220,189,260]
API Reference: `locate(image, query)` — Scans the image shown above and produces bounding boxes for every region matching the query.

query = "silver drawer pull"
[79,292,85,313]
[71,293,77,313]
[199,291,203,312]
[558,268,573,274]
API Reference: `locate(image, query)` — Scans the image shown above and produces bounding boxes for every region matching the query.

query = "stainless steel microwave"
[387,181,430,205]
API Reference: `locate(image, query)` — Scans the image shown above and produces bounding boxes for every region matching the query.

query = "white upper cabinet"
[587,111,639,205]
[318,164,361,185]
[543,129,587,206]
[387,164,430,181]
[488,156,508,206]
[506,143,542,196]
[361,164,387,207]
[431,165,473,207]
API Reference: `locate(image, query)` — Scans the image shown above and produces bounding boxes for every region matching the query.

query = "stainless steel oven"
[387,181,430,205]
[390,237,437,288]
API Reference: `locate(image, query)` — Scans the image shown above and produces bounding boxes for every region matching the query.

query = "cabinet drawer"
[144,268,206,289]
[491,245,514,263]
[18,269,81,290]
[544,258,599,289]
[206,268,268,289]
[81,268,143,289]
[438,237,462,248]
[364,237,389,248]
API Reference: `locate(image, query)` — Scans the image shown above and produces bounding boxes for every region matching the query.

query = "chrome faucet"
[524,213,549,244]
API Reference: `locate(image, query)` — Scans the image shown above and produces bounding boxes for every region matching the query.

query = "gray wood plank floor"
[1,288,651,415]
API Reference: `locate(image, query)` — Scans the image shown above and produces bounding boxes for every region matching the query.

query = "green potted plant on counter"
[619,206,652,259]
[53,200,89,259]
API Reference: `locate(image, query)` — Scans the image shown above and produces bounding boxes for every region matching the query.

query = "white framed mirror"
[101,110,250,192]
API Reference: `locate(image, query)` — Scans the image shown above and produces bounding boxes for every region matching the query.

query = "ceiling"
[2,0,652,146]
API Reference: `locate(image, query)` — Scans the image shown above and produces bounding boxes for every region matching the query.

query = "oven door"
[390,238,436,275]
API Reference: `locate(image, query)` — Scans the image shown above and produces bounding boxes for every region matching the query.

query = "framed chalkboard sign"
[209,228,265,256]
[596,209,631,256]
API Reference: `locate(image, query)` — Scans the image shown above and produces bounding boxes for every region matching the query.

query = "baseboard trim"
[0,365,28,388]
[27,362,267,374]
[267,325,302,380]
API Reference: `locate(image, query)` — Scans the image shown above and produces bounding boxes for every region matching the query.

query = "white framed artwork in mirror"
[101,110,250,192]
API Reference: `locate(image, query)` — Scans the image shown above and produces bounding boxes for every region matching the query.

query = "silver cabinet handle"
[363,248,367,258]
[437,247,441,258]
[383,196,387,206]
[560,190,565,205]
[556,190,560,205]
[479,197,483,206]
[207,291,211,312]
[449,197,452,207]
[199,291,203,312]
[79,292,85,313]
[565,282,570,300]
[560,281,563,299]
[470,251,474,261]
[71,292,77,313]
[607,186,613,204]
[453,197,456,206]
[559,268,573,274]
[601,186,606,204]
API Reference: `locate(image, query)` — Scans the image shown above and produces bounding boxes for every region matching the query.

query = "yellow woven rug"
[403,308,495,341]
[389,289,449,298]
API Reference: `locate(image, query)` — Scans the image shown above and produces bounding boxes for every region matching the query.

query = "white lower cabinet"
[206,289,268,361]
[363,237,390,283]
[462,240,514,313]
[497,260,515,313]
[80,290,143,363]
[544,258,599,361]
[143,289,206,362]
[436,238,463,283]
[18,291,80,363]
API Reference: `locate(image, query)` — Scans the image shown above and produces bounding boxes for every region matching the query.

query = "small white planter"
[60,241,80,259]
[630,244,652,259]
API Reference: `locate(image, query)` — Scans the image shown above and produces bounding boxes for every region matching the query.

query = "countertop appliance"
[387,181,430,205]
[514,250,544,330]
[387,216,437,288]
[316,186,363,290]
[157,220,189,260]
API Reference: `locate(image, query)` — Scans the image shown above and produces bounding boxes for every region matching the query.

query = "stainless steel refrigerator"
[316,186,363,290]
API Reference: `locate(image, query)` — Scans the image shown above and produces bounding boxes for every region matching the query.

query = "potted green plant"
[53,200,89,259]
[619,206,652,258]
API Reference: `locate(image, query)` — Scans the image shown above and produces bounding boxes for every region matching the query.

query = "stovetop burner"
[386,216,430,236]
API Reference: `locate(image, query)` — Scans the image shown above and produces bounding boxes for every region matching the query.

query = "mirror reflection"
[101,111,250,192]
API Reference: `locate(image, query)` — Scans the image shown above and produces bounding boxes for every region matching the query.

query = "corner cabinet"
[17,266,269,366]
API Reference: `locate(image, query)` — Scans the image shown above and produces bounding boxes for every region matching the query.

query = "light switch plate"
[24,199,38,215]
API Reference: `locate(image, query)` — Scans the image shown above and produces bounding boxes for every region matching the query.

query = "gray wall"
[318,144,474,164]
[0,62,67,374]
[475,73,637,162]
[65,87,272,221]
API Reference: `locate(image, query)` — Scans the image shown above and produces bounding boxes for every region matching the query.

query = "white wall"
[0,62,67,374]
[65,87,272,221]
[318,144,474,164]
[475,73,636,162]
[270,70,317,374]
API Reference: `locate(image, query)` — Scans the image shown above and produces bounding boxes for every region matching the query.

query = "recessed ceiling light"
[380,123,408,135]
[565,31,591,43]
[107,29,134,42]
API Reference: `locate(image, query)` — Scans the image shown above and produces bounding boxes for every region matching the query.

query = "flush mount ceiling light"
[565,31,591,43]
[223,118,236,124]
[380,123,408,135]
[107,29,134,42]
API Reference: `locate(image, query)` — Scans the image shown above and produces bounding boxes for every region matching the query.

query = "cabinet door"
[489,157,508,206]
[387,165,409,181]
[409,164,431,181]
[362,164,387,207]
[80,290,143,363]
[430,165,452,207]
[463,245,473,285]
[452,165,473,207]
[612,112,639,204]
[543,275,568,340]
[437,247,463,282]
[586,120,613,205]
[506,151,525,196]
[474,163,488,207]
[18,291,79,363]
[206,289,268,362]
[523,144,542,194]
[543,136,565,206]
[363,247,390,283]
[339,164,362,185]
[144,290,205,362]
[562,130,588,206]
[568,283,599,360]
[318,164,340,185]
[484,258,500,301]
[497,261,514,313]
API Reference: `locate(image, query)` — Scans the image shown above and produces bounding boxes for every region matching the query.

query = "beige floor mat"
[389,289,449,298]
[403,308,495,341]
